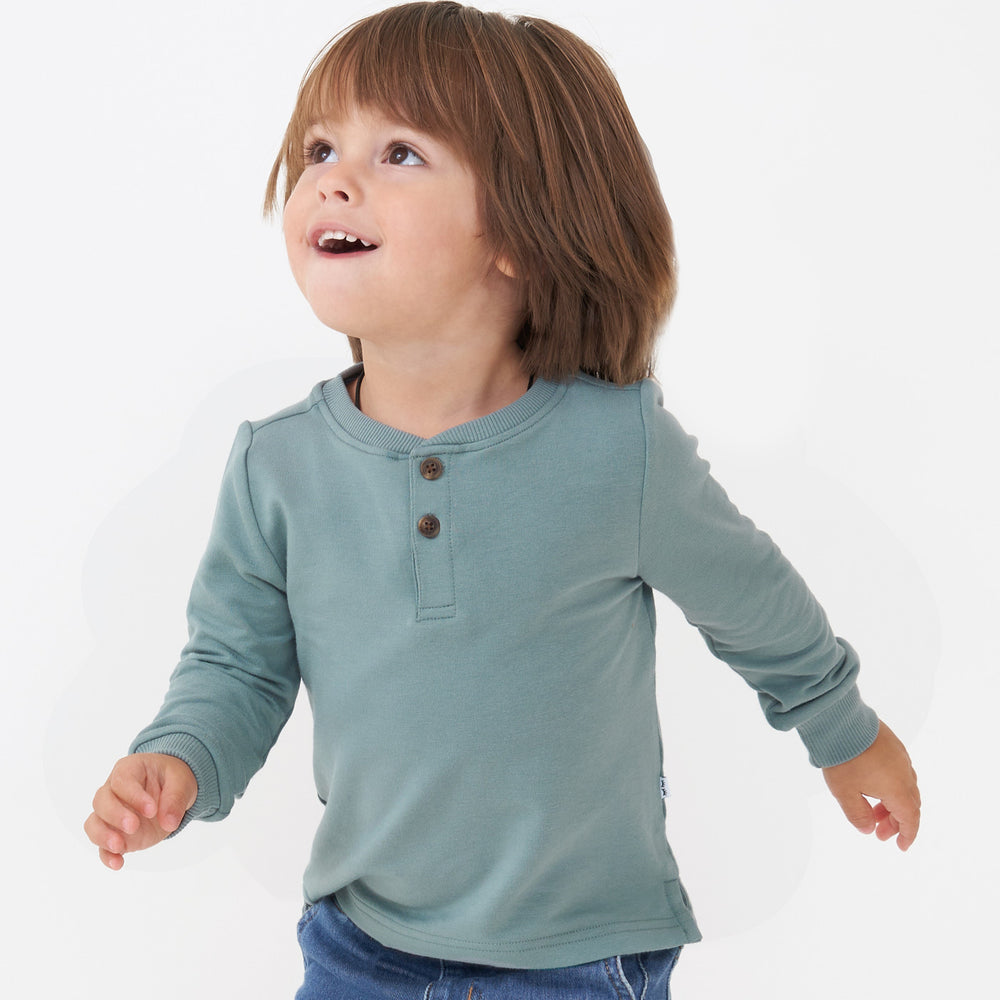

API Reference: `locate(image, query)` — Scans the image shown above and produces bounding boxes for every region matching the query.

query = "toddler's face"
[283,105,511,350]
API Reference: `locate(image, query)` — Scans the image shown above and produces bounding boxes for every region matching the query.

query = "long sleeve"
[636,380,878,766]
[131,421,300,822]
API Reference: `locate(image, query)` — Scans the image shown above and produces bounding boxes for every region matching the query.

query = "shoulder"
[561,373,690,450]
[567,372,675,416]
[563,375,713,511]
[568,371,645,404]
[218,381,339,495]
[232,379,340,463]
[557,372,646,431]
[247,381,329,439]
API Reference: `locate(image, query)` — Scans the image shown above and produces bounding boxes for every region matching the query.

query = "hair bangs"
[266,4,490,216]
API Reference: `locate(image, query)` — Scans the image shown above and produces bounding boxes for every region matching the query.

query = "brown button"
[417,514,441,538]
[420,457,444,480]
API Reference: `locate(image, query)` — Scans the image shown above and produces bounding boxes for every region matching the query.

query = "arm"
[637,382,879,767]
[635,388,922,847]
[85,422,300,863]
[635,384,921,846]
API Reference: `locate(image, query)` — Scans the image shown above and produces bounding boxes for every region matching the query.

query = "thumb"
[153,760,198,834]
[834,791,877,836]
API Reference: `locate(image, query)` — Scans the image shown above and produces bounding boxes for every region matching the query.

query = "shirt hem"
[335,888,701,969]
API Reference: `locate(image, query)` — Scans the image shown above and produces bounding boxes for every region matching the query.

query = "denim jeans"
[295,897,681,999]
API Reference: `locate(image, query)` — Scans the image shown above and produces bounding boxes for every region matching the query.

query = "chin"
[307,304,361,337]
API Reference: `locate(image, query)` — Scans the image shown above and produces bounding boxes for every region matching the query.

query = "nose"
[315,164,358,204]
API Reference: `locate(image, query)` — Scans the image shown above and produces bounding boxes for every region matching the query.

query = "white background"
[4,0,997,995]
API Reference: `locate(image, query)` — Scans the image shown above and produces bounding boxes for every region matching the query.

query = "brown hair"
[265,2,676,385]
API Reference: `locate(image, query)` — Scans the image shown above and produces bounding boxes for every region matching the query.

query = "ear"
[495,254,518,279]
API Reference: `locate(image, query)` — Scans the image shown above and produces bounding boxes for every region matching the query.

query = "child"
[85,3,920,997]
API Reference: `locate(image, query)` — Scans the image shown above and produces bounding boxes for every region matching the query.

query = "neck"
[352,339,529,439]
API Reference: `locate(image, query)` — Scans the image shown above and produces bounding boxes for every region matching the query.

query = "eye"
[304,140,337,166]
[386,143,425,166]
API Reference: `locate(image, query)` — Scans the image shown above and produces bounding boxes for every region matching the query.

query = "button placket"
[410,453,455,620]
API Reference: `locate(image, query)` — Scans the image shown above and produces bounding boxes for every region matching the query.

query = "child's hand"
[821,721,921,850]
[84,753,198,870]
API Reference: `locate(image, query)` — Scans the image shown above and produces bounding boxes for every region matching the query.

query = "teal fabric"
[133,367,878,968]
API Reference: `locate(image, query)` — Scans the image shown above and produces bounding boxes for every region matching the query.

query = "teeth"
[318,229,374,249]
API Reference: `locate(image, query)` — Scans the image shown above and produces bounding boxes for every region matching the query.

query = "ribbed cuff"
[131,733,221,834]
[796,685,880,767]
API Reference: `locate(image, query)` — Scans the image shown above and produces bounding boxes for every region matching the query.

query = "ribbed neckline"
[320,363,565,454]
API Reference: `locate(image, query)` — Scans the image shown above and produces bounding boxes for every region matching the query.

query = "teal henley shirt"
[133,368,879,968]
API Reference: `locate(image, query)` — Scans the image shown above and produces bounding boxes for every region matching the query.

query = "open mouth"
[315,229,379,254]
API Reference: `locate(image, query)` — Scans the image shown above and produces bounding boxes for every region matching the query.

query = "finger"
[890,795,921,851]
[836,792,877,835]
[869,788,921,850]
[92,783,144,836]
[875,812,899,842]
[156,769,197,834]
[872,802,896,840]
[108,763,159,820]
[98,846,125,871]
[157,802,184,835]
[85,812,129,857]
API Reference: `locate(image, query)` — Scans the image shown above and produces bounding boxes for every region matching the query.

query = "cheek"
[281,201,300,250]
[282,193,311,251]
[281,204,311,293]
[282,179,312,240]
[416,207,491,273]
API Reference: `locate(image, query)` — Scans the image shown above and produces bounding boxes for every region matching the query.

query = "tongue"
[326,240,376,253]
